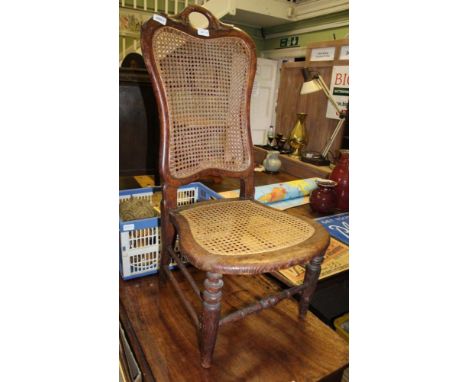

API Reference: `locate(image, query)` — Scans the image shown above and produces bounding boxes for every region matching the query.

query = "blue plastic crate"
[119,182,220,280]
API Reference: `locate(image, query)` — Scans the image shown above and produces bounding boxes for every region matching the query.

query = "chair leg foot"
[200,272,223,368]
[299,254,324,318]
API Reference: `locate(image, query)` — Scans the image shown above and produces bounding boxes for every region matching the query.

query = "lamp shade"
[300,79,322,95]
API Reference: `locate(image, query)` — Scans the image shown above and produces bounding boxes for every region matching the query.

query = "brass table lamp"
[300,69,347,166]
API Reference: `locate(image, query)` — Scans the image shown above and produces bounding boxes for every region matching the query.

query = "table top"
[120,172,321,222]
[121,171,327,222]
[120,265,348,382]
[119,171,348,381]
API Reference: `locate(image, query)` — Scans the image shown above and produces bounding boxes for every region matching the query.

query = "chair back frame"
[141,5,258,203]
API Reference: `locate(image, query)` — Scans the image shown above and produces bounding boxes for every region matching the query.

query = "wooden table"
[119,171,349,381]
[120,268,348,382]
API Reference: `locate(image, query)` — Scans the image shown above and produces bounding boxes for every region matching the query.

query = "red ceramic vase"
[310,179,338,214]
[330,150,349,212]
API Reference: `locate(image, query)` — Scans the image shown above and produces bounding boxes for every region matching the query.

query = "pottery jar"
[330,150,349,212]
[309,179,338,214]
[263,151,282,174]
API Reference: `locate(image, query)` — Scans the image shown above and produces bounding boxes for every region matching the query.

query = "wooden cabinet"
[119,68,159,182]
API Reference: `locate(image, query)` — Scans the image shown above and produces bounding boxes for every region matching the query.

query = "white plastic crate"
[119,182,220,280]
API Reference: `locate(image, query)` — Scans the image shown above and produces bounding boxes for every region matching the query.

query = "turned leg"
[159,212,175,285]
[200,272,223,368]
[159,185,177,285]
[299,253,324,318]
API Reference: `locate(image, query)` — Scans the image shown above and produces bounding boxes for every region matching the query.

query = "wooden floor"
[120,267,348,382]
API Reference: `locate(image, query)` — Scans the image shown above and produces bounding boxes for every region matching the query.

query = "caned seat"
[141,5,331,368]
[171,199,329,274]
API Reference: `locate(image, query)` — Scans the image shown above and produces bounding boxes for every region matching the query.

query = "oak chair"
[141,5,330,368]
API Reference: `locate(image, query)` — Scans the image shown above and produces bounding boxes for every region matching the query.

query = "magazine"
[275,237,349,285]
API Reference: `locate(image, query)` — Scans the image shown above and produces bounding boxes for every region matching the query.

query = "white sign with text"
[339,45,349,60]
[310,47,336,61]
[326,65,349,120]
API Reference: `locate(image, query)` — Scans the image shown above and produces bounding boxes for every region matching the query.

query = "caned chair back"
[141,6,257,189]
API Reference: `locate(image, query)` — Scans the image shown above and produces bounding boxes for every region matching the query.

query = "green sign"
[333,87,349,96]
[279,36,299,49]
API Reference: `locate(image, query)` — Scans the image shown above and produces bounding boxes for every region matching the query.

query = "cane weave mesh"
[152,27,252,179]
[178,200,315,256]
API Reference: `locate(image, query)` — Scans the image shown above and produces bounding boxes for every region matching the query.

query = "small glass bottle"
[267,125,275,147]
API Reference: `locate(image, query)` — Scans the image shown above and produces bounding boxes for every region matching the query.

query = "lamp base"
[301,152,330,166]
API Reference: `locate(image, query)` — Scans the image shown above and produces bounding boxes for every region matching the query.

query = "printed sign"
[276,237,349,283]
[310,46,336,61]
[279,36,299,48]
[315,213,349,245]
[153,14,167,25]
[339,45,349,60]
[197,28,210,37]
[326,65,349,120]
[123,224,135,232]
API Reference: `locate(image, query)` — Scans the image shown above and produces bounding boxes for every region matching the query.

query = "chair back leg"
[160,184,177,285]
[200,272,223,368]
[299,254,325,318]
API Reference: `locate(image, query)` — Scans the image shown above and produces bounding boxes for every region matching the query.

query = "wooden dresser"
[119,68,159,182]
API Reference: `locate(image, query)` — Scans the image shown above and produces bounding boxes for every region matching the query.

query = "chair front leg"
[299,253,325,318]
[200,272,223,368]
